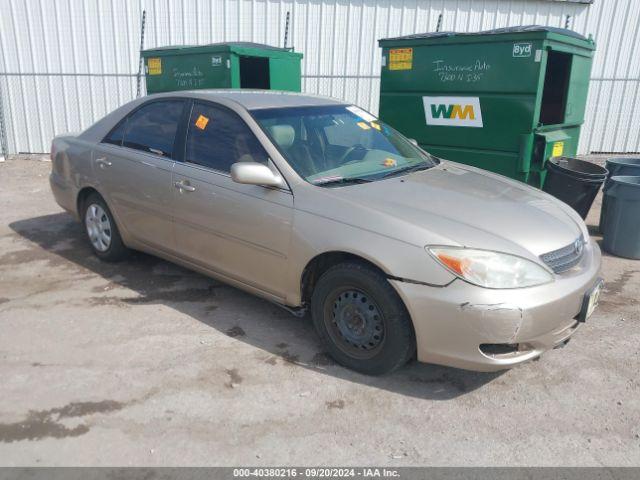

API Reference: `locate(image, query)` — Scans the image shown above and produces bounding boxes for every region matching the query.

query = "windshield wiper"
[381,162,433,179]
[314,177,373,187]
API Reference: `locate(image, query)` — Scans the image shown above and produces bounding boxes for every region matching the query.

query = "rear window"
[103,100,184,157]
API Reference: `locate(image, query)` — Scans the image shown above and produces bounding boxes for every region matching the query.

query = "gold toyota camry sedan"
[50,90,603,375]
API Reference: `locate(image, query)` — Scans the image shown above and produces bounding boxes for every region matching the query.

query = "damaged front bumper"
[390,240,602,372]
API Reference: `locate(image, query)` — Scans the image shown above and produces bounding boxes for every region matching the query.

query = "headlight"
[427,246,553,289]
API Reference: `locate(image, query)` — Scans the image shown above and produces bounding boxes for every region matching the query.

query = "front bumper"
[391,240,602,372]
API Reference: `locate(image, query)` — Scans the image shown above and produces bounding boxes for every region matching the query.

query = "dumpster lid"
[143,42,294,54]
[380,25,589,43]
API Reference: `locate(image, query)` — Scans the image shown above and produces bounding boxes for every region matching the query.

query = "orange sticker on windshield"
[195,114,209,130]
[356,121,371,130]
[382,158,397,167]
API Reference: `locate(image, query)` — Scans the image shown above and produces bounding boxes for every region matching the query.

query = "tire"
[82,192,128,262]
[311,262,416,375]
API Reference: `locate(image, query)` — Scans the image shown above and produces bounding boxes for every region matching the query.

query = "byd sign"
[513,42,533,57]
[422,96,484,128]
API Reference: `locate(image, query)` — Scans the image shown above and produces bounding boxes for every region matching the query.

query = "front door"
[94,99,186,253]
[172,101,293,300]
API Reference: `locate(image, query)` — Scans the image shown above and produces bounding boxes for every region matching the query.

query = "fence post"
[283,11,290,49]
[436,13,443,32]
[0,77,8,161]
[136,10,147,98]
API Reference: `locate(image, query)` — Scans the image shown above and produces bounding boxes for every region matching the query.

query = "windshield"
[251,104,437,186]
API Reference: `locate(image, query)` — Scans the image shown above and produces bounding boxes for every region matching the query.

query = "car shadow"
[8,212,503,400]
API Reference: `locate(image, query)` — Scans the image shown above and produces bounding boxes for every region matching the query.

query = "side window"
[117,100,184,157]
[185,102,269,172]
[104,119,127,146]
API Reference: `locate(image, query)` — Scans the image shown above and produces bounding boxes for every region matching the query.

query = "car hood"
[303,162,586,259]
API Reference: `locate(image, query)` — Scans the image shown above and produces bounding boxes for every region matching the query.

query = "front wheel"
[311,262,416,375]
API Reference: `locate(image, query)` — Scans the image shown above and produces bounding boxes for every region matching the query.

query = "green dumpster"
[378,26,595,188]
[142,42,303,94]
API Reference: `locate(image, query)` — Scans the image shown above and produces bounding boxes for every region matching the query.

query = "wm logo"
[431,104,476,120]
[423,96,483,128]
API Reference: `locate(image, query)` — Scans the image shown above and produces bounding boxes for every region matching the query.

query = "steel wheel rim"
[323,287,385,359]
[85,203,112,252]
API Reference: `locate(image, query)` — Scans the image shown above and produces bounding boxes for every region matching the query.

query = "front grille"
[540,238,585,274]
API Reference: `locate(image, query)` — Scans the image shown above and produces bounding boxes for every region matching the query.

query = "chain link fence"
[1,0,639,155]
[0,73,141,155]
[0,78,9,160]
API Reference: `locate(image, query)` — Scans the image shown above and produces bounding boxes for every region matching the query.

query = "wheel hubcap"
[330,289,384,354]
[85,203,112,252]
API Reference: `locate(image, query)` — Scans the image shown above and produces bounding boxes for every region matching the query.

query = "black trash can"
[602,176,640,259]
[543,157,608,219]
[599,157,640,231]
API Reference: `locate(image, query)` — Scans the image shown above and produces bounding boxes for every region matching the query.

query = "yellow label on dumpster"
[389,48,413,70]
[552,141,564,157]
[147,58,162,75]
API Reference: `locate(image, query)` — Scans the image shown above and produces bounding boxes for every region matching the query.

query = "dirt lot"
[0,156,639,466]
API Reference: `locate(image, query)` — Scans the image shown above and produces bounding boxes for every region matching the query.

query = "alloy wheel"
[85,203,112,252]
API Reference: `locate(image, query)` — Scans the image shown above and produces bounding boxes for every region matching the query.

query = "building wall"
[0,0,638,154]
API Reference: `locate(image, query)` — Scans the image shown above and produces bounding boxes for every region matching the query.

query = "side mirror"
[230,162,285,188]
[408,138,418,146]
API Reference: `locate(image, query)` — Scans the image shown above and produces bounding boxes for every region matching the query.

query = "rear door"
[171,101,294,300]
[93,99,186,253]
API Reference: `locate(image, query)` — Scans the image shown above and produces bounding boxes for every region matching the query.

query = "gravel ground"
[0,155,639,466]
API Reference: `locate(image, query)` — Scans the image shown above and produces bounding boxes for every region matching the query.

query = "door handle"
[96,157,112,169]
[174,180,196,192]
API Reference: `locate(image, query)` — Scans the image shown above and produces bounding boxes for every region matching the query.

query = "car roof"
[77,90,350,144]
[147,89,347,110]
